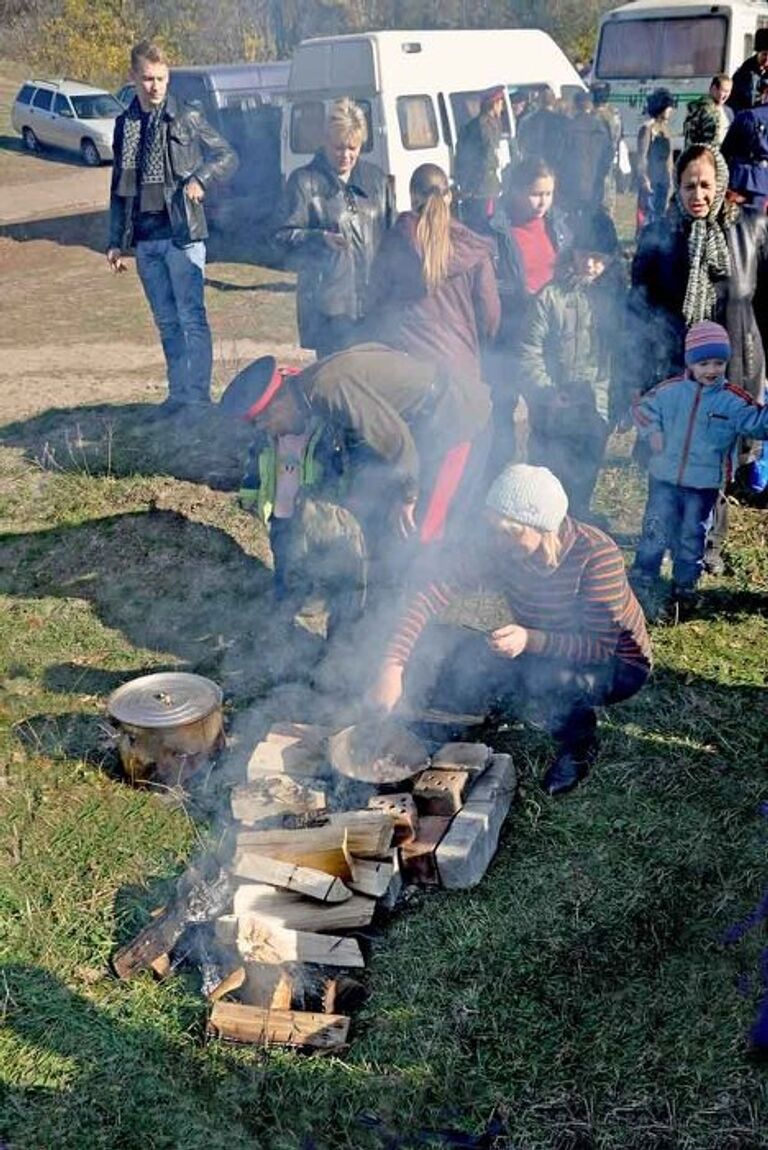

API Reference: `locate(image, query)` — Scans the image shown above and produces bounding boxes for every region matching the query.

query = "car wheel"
[22,126,40,153]
[80,138,101,166]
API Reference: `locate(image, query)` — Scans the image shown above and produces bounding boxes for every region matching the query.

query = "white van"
[282,29,584,208]
[594,0,768,154]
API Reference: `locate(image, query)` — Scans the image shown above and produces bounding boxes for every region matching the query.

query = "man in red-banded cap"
[455,85,507,233]
[220,342,491,622]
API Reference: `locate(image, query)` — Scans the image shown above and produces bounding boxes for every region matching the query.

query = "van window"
[291,100,326,153]
[32,88,53,111]
[54,94,73,116]
[290,99,373,154]
[450,92,511,136]
[16,84,35,105]
[596,15,726,79]
[396,95,438,150]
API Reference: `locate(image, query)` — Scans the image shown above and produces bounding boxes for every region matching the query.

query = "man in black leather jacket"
[274,98,393,358]
[107,41,238,414]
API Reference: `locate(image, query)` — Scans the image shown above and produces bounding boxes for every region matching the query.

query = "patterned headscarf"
[674,144,732,326]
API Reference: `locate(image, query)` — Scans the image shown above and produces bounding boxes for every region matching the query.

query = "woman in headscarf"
[626,140,768,569]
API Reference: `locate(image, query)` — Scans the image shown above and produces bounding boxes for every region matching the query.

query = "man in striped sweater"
[369,464,651,796]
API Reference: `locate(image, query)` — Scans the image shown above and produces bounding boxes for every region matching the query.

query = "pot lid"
[107,672,222,728]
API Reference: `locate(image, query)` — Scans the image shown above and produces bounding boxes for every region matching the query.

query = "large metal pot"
[107,672,224,786]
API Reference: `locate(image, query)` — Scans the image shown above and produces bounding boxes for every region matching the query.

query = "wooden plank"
[431,742,492,776]
[208,1002,350,1049]
[347,856,394,898]
[232,885,375,931]
[400,815,452,886]
[238,919,365,968]
[231,776,326,825]
[236,812,393,863]
[412,769,470,817]
[435,754,517,890]
[231,854,352,903]
[367,794,419,844]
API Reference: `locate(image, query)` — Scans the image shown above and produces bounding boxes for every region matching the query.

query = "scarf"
[674,146,732,326]
[116,98,167,213]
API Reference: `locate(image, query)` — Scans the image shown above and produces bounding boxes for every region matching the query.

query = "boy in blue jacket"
[631,320,768,605]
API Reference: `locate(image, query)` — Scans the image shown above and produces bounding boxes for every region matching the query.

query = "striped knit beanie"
[485,464,568,533]
[684,320,731,365]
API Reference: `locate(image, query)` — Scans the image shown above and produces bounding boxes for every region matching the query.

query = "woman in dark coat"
[274,98,393,358]
[367,163,500,541]
[627,141,768,568]
[367,162,500,383]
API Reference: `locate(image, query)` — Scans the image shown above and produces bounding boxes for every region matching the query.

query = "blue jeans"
[136,239,212,403]
[633,476,719,589]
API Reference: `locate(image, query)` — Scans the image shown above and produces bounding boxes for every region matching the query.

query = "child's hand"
[649,431,664,453]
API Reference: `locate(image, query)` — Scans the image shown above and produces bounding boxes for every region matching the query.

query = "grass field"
[1,138,768,1147]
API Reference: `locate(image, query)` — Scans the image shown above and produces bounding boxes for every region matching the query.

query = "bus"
[593,0,768,154]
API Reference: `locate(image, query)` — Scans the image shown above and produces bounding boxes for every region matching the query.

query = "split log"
[208,1002,350,1049]
[412,769,470,817]
[400,815,453,885]
[246,723,332,780]
[238,919,364,968]
[236,812,394,867]
[206,964,246,1003]
[230,776,326,825]
[347,855,395,898]
[238,963,295,1008]
[149,954,171,980]
[435,753,517,889]
[322,975,368,1015]
[431,742,492,776]
[112,907,186,980]
[231,854,352,903]
[232,885,375,931]
[367,794,419,844]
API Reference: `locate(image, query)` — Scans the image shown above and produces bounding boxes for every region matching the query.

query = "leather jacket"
[273,151,394,350]
[108,94,238,251]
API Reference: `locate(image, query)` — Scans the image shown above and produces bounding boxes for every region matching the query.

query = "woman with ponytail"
[367,163,500,383]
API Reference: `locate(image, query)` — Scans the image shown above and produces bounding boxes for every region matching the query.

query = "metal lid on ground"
[107,672,223,729]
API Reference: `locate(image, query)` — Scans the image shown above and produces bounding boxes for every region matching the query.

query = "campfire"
[109,678,517,1052]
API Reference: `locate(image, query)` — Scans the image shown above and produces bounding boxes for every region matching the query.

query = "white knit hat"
[485,464,569,533]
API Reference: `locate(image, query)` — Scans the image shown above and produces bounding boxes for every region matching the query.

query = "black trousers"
[408,630,649,752]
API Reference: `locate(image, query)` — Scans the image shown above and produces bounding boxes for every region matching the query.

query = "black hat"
[572,210,619,256]
[647,87,675,117]
[219,356,282,421]
[755,27,768,52]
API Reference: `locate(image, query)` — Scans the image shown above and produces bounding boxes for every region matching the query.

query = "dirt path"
[0,165,110,223]
[0,339,311,423]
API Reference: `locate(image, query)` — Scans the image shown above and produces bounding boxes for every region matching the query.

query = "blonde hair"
[326,98,368,146]
[130,40,169,71]
[537,530,563,569]
[410,163,452,292]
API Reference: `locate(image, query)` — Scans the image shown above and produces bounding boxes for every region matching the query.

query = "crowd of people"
[107,38,768,797]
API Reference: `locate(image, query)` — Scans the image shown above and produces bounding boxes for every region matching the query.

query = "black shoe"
[671,584,700,620]
[542,741,598,797]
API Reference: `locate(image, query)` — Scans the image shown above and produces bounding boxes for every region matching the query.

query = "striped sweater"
[385,518,652,670]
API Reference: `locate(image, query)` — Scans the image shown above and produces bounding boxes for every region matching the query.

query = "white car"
[11,78,123,165]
